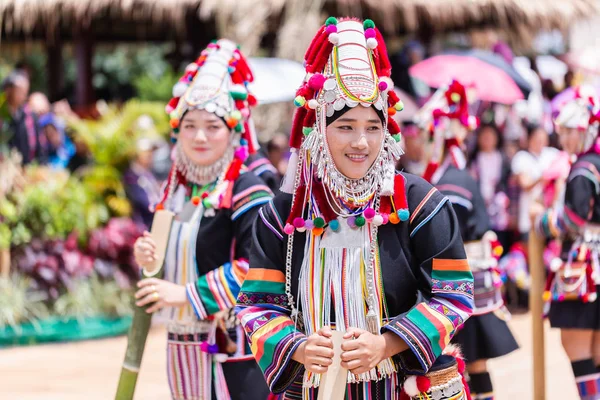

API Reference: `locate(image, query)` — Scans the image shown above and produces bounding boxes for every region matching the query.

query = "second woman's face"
[178,109,231,166]
[325,106,384,180]
[559,127,583,155]
[478,127,498,152]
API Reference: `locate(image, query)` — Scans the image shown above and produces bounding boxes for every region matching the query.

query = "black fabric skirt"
[452,311,519,362]
[548,286,600,330]
[221,359,271,400]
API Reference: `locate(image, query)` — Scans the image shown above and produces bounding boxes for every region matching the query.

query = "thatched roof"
[1,0,598,38]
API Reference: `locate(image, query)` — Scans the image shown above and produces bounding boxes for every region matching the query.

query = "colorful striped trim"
[188,260,249,318]
[576,373,600,398]
[409,187,438,224]
[254,163,279,177]
[410,197,449,238]
[445,195,473,211]
[436,184,472,199]
[268,200,285,232]
[569,169,600,194]
[232,196,271,221]
[232,184,272,204]
[259,207,283,240]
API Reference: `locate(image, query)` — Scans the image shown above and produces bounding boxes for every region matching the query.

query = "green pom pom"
[392,134,401,143]
[355,215,366,227]
[363,19,375,29]
[314,217,325,228]
[451,93,461,103]
[398,209,410,222]
[234,123,244,133]
[395,101,404,111]
[294,96,306,107]
[325,17,338,26]
[230,110,242,120]
[230,91,248,101]
[302,127,313,136]
[173,127,180,134]
[202,198,211,208]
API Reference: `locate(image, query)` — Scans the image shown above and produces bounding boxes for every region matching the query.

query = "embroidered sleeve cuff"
[186,282,208,320]
[382,318,430,374]
[269,335,307,394]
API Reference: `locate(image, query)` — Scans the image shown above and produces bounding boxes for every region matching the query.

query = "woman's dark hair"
[468,123,503,165]
[525,123,545,141]
[326,105,385,126]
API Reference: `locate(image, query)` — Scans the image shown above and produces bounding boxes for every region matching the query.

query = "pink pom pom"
[558,294,566,301]
[381,214,389,225]
[293,217,306,228]
[200,342,210,353]
[364,208,376,220]
[284,224,295,235]
[364,28,376,39]
[326,25,337,34]
[234,146,248,160]
[165,105,174,114]
[378,81,388,91]
[308,73,326,91]
[241,108,250,118]
[347,216,356,228]
[304,219,314,230]
[432,109,444,119]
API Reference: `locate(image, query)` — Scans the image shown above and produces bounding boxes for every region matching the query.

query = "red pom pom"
[247,94,258,107]
[308,73,326,91]
[201,192,209,199]
[416,376,431,393]
[191,196,200,206]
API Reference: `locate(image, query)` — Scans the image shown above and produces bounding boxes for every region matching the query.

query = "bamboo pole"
[528,229,546,400]
[115,210,174,400]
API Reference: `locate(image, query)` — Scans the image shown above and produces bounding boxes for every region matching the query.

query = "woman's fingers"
[134,285,156,299]
[307,356,333,367]
[137,278,160,288]
[136,292,159,307]
[306,364,328,374]
[339,349,362,362]
[146,300,164,314]
[340,359,363,371]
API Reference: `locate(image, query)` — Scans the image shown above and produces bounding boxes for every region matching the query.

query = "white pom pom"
[214,353,228,363]
[366,38,378,49]
[297,227,306,233]
[185,63,198,73]
[280,149,299,194]
[589,292,598,302]
[373,215,384,226]
[403,375,420,397]
[172,82,188,98]
[308,99,319,109]
[550,258,563,272]
[328,33,339,45]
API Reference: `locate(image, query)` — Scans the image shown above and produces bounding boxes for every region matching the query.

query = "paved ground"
[0,313,577,399]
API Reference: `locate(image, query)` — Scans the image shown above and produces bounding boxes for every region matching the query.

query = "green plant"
[0,275,49,332]
[133,67,179,102]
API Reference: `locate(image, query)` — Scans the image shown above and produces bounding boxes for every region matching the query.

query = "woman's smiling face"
[325,106,384,179]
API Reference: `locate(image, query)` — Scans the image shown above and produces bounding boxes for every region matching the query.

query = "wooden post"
[528,230,546,400]
[74,26,95,109]
[46,32,64,102]
[0,248,10,279]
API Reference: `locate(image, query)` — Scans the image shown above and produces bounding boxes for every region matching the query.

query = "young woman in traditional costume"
[132,39,272,400]
[236,18,474,400]
[416,81,519,400]
[533,88,600,400]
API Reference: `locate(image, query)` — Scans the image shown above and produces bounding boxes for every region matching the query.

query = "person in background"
[533,88,600,400]
[67,137,92,173]
[245,147,281,194]
[28,92,51,116]
[38,113,75,169]
[469,123,512,248]
[266,132,289,176]
[3,70,45,164]
[123,137,163,229]
[511,124,558,242]
[397,122,427,175]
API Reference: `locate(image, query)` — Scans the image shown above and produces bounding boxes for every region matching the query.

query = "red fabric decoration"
[422,161,439,184]
[287,184,308,224]
[304,110,316,129]
[393,174,409,211]
[225,158,243,182]
[290,107,308,149]
[374,28,391,77]
[220,181,235,209]
[388,90,400,105]
[388,117,401,134]
[247,94,257,107]
[399,391,410,400]
[311,179,338,222]
[379,196,392,215]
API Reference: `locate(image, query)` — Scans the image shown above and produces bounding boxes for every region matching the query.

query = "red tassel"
[304,26,327,65]
[235,99,246,111]
[422,161,439,183]
[234,50,254,82]
[388,117,401,134]
[304,109,316,129]
[290,107,308,149]
[230,71,244,84]
[374,28,391,77]
[225,158,243,182]
[388,90,399,105]
[308,41,333,74]
[379,196,392,215]
[311,180,338,222]
[399,390,411,400]
[393,174,409,211]
[220,181,235,209]
[287,184,307,224]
